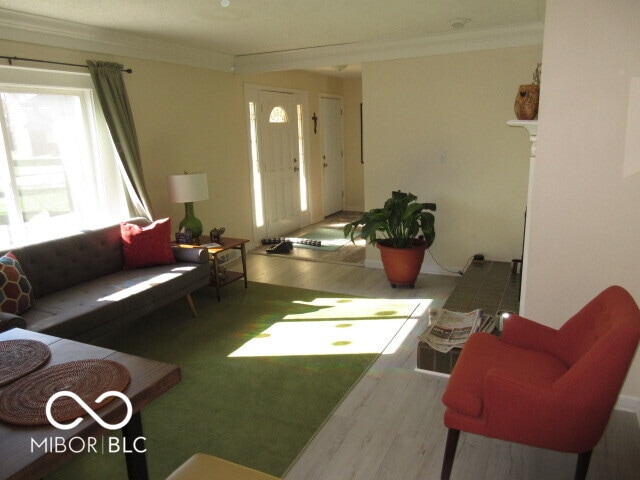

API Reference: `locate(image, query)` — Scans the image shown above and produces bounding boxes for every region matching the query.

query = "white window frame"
[0,66,129,248]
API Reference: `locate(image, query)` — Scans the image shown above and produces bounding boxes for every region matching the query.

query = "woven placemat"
[0,339,51,387]
[0,359,130,426]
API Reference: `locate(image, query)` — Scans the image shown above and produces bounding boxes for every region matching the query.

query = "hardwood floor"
[225,246,640,480]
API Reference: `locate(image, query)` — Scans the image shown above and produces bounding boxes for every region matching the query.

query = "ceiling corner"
[0,8,235,72]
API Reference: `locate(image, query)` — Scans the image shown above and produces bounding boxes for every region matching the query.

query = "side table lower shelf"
[417,328,500,375]
[212,267,246,300]
[175,237,249,301]
[417,340,461,375]
[207,238,248,301]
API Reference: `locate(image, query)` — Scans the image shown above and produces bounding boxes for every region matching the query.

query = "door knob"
[294,166,300,172]
[323,163,328,168]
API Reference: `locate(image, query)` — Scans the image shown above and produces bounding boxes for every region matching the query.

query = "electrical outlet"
[472,253,485,265]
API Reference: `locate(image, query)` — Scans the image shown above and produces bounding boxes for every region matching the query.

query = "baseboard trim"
[616,394,640,413]
[344,205,365,213]
[364,259,460,276]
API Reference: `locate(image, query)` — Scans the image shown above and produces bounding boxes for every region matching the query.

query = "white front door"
[321,97,344,216]
[260,91,301,237]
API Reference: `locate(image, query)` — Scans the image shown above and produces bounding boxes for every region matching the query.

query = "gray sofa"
[0,218,210,341]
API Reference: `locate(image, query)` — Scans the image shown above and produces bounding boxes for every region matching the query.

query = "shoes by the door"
[267,241,293,254]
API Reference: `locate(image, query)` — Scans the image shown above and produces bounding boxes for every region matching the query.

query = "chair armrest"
[0,313,26,332]
[502,314,562,358]
[171,246,209,264]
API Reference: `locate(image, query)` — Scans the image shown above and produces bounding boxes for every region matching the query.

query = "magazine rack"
[417,333,504,374]
[416,341,463,374]
[417,308,498,375]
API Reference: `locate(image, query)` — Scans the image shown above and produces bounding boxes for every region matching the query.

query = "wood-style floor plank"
[226,247,640,480]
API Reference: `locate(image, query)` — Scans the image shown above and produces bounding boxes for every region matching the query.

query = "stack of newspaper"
[418,308,495,353]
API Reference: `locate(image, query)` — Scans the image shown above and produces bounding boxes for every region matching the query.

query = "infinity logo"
[45,391,133,431]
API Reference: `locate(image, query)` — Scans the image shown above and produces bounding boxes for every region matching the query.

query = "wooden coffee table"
[0,328,181,480]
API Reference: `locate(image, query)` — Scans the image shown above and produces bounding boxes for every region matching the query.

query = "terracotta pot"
[377,239,427,288]
[514,84,540,120]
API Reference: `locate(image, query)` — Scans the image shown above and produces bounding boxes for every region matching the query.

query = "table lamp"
[166,171,209,238]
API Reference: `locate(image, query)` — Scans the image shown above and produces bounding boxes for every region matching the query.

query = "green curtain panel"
[86,60,153,219]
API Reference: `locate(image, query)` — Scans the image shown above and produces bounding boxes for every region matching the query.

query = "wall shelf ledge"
[508,119,538,157]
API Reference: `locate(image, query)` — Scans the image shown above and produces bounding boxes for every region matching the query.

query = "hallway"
[250,212,366,267]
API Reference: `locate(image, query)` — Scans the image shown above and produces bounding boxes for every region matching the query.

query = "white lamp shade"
[166,172,209,203]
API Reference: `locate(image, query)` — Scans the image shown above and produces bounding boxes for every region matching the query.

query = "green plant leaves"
[343,190,436,249]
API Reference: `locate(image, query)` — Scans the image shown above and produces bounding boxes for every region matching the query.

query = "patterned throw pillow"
[120,218,176,269]
[0,252,35,314]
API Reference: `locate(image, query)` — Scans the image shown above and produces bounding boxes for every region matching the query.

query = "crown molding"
[0,8,542,75]
[234,22,544,74]
[0,9,234,72]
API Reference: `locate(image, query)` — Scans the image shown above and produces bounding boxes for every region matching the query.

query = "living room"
[0,1,639,479]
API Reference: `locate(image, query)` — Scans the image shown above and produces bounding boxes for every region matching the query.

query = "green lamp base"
[179,202,203,238]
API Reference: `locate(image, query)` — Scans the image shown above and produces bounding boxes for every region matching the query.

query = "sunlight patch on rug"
[229,297,432,357]
[296,228,351,251]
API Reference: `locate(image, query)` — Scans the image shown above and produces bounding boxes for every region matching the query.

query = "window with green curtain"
[0,65,131,249]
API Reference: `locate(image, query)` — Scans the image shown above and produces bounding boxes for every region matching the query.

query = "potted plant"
[514,62,541,120]
[344,190,436,288]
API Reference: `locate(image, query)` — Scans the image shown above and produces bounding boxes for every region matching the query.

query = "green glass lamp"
[166,171,209,239]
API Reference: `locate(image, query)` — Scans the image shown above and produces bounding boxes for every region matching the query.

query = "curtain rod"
[0,55,133,73]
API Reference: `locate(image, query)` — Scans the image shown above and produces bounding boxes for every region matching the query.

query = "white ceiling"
[0,0,546,77]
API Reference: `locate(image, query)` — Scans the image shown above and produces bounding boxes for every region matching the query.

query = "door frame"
[244,84,311,242]
[320,94,345,216]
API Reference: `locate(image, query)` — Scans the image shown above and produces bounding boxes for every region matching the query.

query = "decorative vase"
[377,239,427,288]
[179,202,203,238]
[514,84,540,120]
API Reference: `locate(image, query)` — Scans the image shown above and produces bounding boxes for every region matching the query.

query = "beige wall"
[362,45,542,272]
[0,39,245,236]
[343,77,364,211]
[523,0,640,400]
[0,40,359,242]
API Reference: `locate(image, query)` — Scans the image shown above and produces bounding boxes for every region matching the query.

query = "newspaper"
[418,308,485,353]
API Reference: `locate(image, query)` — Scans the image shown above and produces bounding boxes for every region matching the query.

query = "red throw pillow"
[0,252,35,314]
[120,218,176,269]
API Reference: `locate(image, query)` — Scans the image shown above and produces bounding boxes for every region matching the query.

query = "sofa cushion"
[20,262,208,339]
[121,218,175,269]
[4,223,126,299]
[0,252,34,314]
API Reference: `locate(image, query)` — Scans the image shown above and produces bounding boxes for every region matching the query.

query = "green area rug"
[48,282,416,480]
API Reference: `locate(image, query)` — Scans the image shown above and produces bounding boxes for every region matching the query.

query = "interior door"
[259,91,301,237]
[322,97,344,216]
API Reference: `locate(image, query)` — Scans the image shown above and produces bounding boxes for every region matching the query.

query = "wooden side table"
[176,237,249,301]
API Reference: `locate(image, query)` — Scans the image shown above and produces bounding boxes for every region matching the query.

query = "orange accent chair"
[440,285,640,480]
